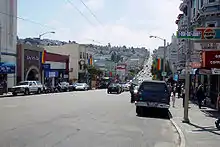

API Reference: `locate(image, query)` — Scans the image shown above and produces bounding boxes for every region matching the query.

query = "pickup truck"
[135,80,170,116]
[9,81,44,96]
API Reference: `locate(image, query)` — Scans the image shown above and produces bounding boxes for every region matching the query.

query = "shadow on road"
[137,108,172,120]
[187,122,220,135]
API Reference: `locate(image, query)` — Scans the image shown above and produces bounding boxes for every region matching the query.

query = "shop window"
[80,52,82,59]
[200,0,203,7]
[206,21,217,27]
[209,0,216,3]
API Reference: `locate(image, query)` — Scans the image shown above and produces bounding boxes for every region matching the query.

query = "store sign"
[211,68,220,75]
[202,51,220,68]
[177,28,220,40]
[196,28,220,40]
[0,62,15,74]
[45,71,58,78]
[26,55,39,61]
[190,62,201,68]
[42,64,50,70]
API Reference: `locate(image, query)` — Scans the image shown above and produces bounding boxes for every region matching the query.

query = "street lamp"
[39,31,55,39]
[149,35,166,81]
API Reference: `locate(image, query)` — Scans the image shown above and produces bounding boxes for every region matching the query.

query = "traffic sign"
[211,68,220,74]
[161,72,167,77]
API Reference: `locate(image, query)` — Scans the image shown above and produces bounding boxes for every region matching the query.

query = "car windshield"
[140,82,167,92]
[18,82,29,86]
[110,83,117,87]
[76,83,84,86]
[36,81,41,85]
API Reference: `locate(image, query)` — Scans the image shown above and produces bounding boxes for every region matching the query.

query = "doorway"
[27,69,39,81]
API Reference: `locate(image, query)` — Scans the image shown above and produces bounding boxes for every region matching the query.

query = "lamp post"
[150,35,166,81]
[39,31,55,39]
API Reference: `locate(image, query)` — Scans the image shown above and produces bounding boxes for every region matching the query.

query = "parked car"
[107,83,122,94]
[130,85,139,103]
[135,80,170,116]
[9,81,44,96]
[57,82,70,92]
[69,83,77,91]
[123,83,130,91]
[74,83,89,91]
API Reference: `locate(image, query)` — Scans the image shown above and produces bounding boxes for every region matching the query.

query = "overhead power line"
[0,11,55,29]
[66,0,96,26]
[78,0,103,26]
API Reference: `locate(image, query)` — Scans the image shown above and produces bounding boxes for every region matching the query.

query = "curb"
[170,119,186,147]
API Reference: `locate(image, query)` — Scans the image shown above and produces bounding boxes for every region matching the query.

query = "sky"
[18,0,181,50]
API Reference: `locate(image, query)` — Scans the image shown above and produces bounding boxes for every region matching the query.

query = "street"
[0,90,178,147]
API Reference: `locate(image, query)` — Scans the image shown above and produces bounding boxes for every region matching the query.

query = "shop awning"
[0,62,15,74]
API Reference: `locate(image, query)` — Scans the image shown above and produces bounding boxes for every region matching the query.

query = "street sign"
[177,28,220,40]
[211,68,220,74]
[161,72,167,77]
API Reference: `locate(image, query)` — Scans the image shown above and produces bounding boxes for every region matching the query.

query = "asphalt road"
[0,90,178,147]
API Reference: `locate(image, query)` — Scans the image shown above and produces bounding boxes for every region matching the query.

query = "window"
[83,52,86,59]
[139,82,167,92]
[201,0,203,7]
[209,0,216,3]
[206,21,217,27]
[80,52,82,59]
[86,53,89,59]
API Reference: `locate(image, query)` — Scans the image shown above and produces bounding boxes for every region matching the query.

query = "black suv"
[107,83,122,94]
[135,80,170,116]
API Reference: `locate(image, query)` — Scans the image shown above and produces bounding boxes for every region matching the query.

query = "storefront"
[43,51,69,87]
[201,50,220,106]
[17,44,44,83]
[0,62,15,93]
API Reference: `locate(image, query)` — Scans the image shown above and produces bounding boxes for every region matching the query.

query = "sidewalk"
[0,92,13,98]
[170,98,220,147]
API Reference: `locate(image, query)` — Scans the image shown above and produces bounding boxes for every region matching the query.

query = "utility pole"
[163,39,166,81]
[183,0,191,123]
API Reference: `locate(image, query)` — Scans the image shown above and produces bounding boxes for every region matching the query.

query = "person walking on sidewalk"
[196,84,205,109]
[171,85,176,107]
[182,85,185,107]
[177,83,181,98]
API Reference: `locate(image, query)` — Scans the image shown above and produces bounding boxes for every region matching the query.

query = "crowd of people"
[167,82,208,109]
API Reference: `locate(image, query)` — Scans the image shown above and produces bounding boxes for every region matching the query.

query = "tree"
[85,65,103,80]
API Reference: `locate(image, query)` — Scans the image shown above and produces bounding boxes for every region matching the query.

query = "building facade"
[44,43,93,83]
[43,51,69,86]
[178,0,220,106]
[17,44,44,83]
[0,0,17,90]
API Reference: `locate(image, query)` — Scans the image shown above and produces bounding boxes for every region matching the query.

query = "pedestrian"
[172,85,176,107]
[177,84,181,98]
[196,84,205,109]
[182,86,185,107]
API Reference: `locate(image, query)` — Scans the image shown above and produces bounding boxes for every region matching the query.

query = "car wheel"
[12,92,17,96]
[37,88,41,94]
[24,89,29,95]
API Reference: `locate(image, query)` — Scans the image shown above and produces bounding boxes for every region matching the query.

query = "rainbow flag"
[42,50,46,64]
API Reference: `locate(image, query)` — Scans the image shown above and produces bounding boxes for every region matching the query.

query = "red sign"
[190,62,201,68]
[196,28,216,40]
[202,50,220,68]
